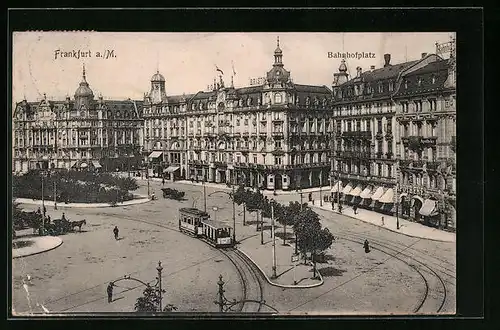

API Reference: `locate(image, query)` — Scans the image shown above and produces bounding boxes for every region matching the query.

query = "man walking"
[353,204,358,215]
[162,177,165,186]
[113,226,119,240]
[107,282,114,303]
[364,239,370,253]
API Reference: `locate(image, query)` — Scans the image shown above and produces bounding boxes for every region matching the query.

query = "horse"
[70,219,87,232]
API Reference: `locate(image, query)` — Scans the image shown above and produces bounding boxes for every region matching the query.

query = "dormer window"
[305,97,310,106]
[388,80,394,92]
[191,103,196,110]
[378,82,383,93]
[247,97,252,106]
[432,75,436,84]
[296,96,300,105]
[404,79,408,89]
[239,99,243,107]
[417,77,422,86]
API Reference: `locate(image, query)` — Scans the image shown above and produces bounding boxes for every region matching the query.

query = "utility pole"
[271,202,277,278]
[260,209,264,245]
[41,171,45,235]
[396,159,400,230]
[231,185,236,244]
[156,261,163,312]
[319,174,323,206]
[203,183,207,212]
[243,204,246,226]
[53,181,57,210]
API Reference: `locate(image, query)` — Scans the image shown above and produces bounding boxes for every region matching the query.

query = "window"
[377,119,382,133]
[275,157,282,165]
[274,94,282,104]
[189,121,193,128]
[429,99,437,111]
[244,119,248,126]
[404,79,408,89]
[366,120,371,132]
[347,121,352,132]
[356,120,361,131]
[389,80,394,92]
[253,155,257,163]
[236,119,240,126]
[236,155,241,163]
[378,83,383,93]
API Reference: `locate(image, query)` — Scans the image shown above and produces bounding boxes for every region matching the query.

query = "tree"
[292,207,333,278]
[232,185,248,225]
[134,285,177,313]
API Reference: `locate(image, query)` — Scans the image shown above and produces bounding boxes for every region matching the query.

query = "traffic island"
[12,236,63,259]
[14,194,150,208]
[237,234,323,288]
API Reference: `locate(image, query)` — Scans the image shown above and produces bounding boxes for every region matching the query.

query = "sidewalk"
[308,201,456,243]
[237,229,323,288]
[13,236,63,258]
[14,194,150,208]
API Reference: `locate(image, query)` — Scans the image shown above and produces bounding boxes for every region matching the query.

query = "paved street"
[12,177,456,315]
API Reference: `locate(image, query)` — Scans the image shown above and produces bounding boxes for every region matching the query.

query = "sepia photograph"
[11,31,457,316]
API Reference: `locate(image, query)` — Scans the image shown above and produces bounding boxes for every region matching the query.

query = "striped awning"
[164,166,180,173]
[92,161,102,168]
[342,183,353,194]
[348,185,363,197]
[330,181,342,193]
[371,187,385,201]
[419,199,438,216]
[148,151,163,158]
[379,188,395,203]
[359,186,373,199]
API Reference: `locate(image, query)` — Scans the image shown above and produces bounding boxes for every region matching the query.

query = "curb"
[308,203,455,243]
[14,195,150,209]
[13,236,63,259]
[236,248,324,289]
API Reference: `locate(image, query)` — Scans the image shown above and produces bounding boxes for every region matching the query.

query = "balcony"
[259,132,268,137]
[386,152,393,159]
[402,136,438,150]
[272,131,284,137]
[242,132,249,136]
[426,161,441,171]
[341,131,372,139]
[338,151,371,159]
[271,148,285,156]
[214,161,226,168]
[272,117,284,122]
[374,151,383,159]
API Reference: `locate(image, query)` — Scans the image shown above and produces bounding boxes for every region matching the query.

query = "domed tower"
[333,59,349,87]
[149,70,167,104]
[266,36,291,85]
[74,64,94,110]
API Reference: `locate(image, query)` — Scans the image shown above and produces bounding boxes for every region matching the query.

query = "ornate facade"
[331,48,456,230]
[394,50,456,229]
[12,66,144,173]
[142,37,332,190]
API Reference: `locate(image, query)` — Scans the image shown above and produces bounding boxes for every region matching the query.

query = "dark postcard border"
[6,7,484,326]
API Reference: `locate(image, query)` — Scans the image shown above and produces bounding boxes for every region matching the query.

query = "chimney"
[356,66,362,77]
[421,52,427,59]
[370,65,375,72]
[384,53,391,67]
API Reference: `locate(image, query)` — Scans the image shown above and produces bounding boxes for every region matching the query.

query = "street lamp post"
[260,209,264,245]
[53,181,57,210]
[203,182,207,212]
[41,171,45,235]
[156,261,163,312]
[271,201,277,279]
[396,160,400,230]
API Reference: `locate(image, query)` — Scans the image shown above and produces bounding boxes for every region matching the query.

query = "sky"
[12,32,454,103]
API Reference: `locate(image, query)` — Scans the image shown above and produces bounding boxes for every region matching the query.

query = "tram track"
[334,234,448,314]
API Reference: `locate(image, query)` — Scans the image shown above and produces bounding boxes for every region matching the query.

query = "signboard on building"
[249,77,266,86]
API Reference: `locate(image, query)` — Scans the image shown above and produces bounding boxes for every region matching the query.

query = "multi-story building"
[394,46,456,229]
[330,46,456,229]
[12,66,144,173]
[142,37,332,190]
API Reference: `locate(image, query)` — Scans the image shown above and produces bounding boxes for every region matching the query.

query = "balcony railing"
[341,131,372,139]
[338,151,371,159]
[271,131,284,137]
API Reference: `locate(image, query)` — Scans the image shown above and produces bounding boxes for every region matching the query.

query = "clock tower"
[149,70,167,104]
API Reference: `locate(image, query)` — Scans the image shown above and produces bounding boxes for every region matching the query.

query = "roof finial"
[82,63,86,81]
[277,36,280,48]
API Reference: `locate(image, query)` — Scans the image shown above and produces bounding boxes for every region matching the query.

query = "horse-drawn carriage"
[161,188,185,200]
[44,218,86,235]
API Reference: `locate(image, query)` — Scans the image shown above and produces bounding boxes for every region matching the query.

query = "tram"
[178,207,208,236]
[178,207,234,248]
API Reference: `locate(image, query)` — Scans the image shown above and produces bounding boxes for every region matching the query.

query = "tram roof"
[201,219,232,229]
[179,208,209,217]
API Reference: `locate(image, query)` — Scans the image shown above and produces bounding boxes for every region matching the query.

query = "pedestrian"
[353,205,358,215]
[107,282,114,303]
[338,204,343,214]
[162,177,165,186]
[113,226,119,240]
[61,212,66,221]
[46,215,51,225]
[381,216,385,226]
[120,196,124,204]
[364,239,370,253]
[43,205,47,216]
[308,192,312,202]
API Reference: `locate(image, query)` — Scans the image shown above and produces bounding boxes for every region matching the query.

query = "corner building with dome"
[142,38,334,190]
[12,65,144,173]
